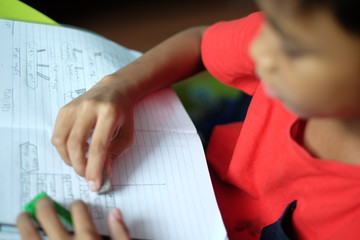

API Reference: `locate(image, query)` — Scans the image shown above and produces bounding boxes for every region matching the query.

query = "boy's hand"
[16,198,130,240]
[51,75,135,191]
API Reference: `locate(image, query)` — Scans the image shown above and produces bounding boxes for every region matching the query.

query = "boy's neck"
[304,117,360,165]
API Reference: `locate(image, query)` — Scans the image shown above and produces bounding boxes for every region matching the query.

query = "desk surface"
[0,0,57,25]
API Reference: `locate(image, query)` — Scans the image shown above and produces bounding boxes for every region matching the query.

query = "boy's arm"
[51,26,207,191]
[115,26,207,101]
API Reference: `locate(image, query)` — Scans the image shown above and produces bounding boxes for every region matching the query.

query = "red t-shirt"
[202,12,360,240]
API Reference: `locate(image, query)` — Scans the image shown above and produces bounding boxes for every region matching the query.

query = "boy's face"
[250,0,360,118]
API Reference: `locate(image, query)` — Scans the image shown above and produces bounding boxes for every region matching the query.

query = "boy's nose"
[251,44,277,77]
[250,34,277,74]
[257,55,276,74]
[250,26,277,74]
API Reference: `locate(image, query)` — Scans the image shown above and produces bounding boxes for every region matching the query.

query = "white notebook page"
[0,19,226,239]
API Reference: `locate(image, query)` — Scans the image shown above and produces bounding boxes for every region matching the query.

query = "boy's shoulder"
[202,12,264,95]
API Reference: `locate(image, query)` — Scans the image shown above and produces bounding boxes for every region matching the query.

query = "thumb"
[108,209,130,240]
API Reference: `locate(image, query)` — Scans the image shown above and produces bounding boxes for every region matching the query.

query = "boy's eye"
[281,43,305,58]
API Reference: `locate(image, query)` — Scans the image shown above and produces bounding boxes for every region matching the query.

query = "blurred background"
[21,0,257,51]
[20,0,258,144]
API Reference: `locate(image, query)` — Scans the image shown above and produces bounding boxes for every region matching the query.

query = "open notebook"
[0,19,227,239]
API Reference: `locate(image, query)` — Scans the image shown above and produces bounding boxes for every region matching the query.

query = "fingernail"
[88,180,98,192]
[111,208,123,222]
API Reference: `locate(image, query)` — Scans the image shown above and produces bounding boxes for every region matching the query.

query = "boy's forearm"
[110,26,207,101]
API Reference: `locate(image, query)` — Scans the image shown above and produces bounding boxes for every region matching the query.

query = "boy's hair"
[298,0,360,35]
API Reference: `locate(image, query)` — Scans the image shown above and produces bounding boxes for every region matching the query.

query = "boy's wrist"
[99,69,151,105]
[108,62,162,103]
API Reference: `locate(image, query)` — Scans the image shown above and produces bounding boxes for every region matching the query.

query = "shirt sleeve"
[201,12,264,95]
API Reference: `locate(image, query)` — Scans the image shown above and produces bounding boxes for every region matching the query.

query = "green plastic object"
[22,192,73,228]
[0,0,58,25]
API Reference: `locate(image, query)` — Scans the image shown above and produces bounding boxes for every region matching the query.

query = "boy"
[17,0,360,239]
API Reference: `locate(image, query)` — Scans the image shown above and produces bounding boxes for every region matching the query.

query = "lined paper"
[0,19,226,239]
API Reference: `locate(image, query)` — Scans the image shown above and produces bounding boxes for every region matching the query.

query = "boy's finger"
[67,113,96,177]
[51,110,75,165]
[16,212,42,240]
[106,115,134,177]
[71,200,98,236]
[36,197,70,240]
[108,209,130,240]
[86,109,117,191]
